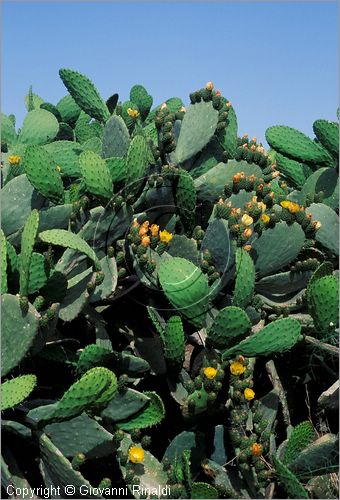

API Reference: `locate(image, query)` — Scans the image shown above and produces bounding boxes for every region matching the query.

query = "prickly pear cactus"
[2,69,338,500]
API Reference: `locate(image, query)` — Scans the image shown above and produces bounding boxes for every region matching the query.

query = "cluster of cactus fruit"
[1,69,339,499]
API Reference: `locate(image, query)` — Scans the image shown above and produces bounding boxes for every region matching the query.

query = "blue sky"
[2,2,338,146]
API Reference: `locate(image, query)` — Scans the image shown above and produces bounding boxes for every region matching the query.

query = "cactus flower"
[226,101,232,108]
[204,367,218,379]
[159,230,173,244]
[312,220,322,230]
[8,155,21,165]
[128,446,145,463]
[251,443,262,456]
[179,106,186,113]
[205,81,214,91]
[261,214,270,224]
[127,108,140,119]
[55,165,61,172]
[150,224,159,236]
[132,219,139,228]
[243,245,252,252]
[230,362,246,376]
[138,226,148,237]
[141,236,150,247]
[243,228,253,239]
[244,388,255,401]
[241,214,253,226]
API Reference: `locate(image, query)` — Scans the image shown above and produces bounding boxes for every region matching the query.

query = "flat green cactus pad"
[251,222,305,277]
[158,257,210,327]
[207,306,251,350]
[223,317,301,358]
[175,101,219,163]
[1,374,37,410]
[18,109,59,145]
[266,125,333,166]
[59,68,110,123]
[116,391,165,430]
[24,146,65,204]
[79,150,113,200]
[2,294,39,376]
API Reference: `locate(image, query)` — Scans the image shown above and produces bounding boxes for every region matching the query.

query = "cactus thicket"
[1,70,338,499]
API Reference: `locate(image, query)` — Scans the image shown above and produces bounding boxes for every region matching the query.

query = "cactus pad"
[116,391,165,430]
[158,257,210,327]
[2,294,39,376]
[79,150,113,200]
[39,229,100,268]
[307,275,339,334]
[18,109,59,145]
[175,101,219,163]
[207,306,251,350]
[313,119,339,159]
[223,317,301,358]
[24,145,65,204]
[19,209,39,296]
[284,421,316,465]
[266,125,333,165]
[1,374,37,411]
[232,248,255,308]
[59,68,110,123]
[251,222,305,277]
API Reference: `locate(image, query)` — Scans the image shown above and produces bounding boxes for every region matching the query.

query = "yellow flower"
[132,218,139,228]
[127,108,140,119]
[150,224,159,237]
[8,155,21,165]
[258,202,267,212]
[251,443,262,457]
[160,103,167,110]
[261,214,270,224]
[230,362,246,376]
[244,388,255,401]
[243,245,252,252]
[241,214,253,226]
[226,101,232,108]
[280,200,300,214]
[141,236,150,247]
[142,221,150,228]
[233,173,242,183]
[280,200,290,209]
[55,165,61,173]
[313,220,322,230]
[128,446,145,464]
[204,367,218,379]
[159,230,173,244]
[205,81,214,91]
[179,106,186,113]
[287,201,300,213]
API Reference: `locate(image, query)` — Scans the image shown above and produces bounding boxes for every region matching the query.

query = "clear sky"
[2,1,338,146]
